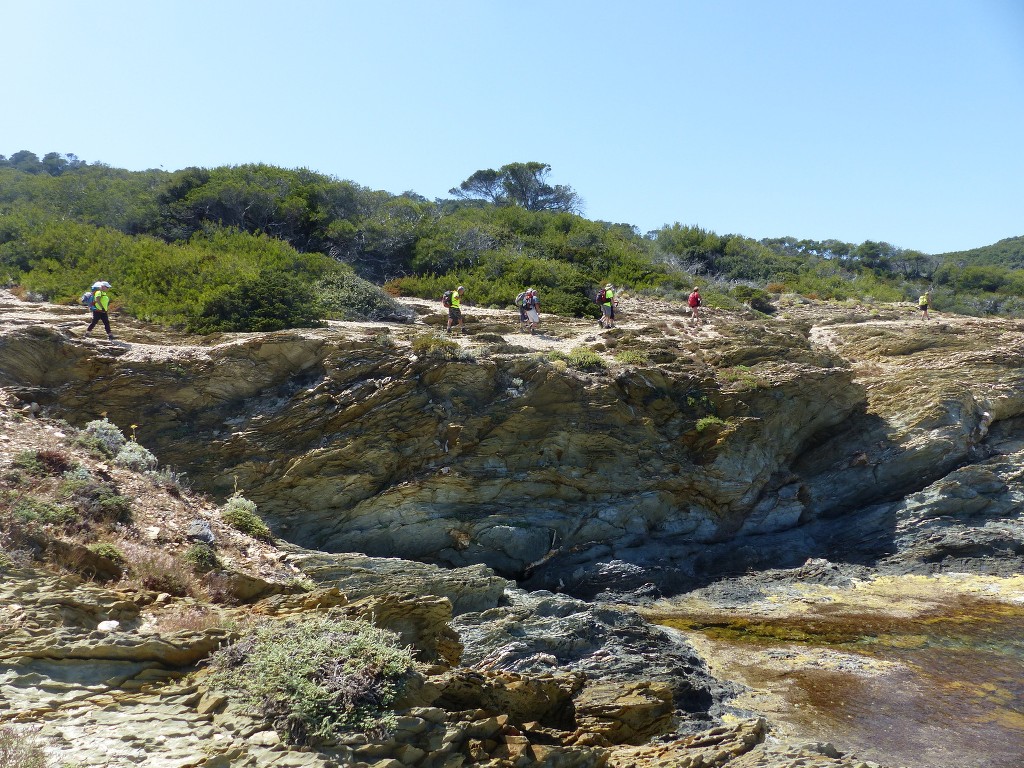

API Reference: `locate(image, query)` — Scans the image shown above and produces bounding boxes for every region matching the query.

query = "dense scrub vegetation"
[207,614,417,744]
[1,149,1021,332]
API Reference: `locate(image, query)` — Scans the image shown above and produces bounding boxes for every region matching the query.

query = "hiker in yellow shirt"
[85,281,115,340]
[447,286,465,334]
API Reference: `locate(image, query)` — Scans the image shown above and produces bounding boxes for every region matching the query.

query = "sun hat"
[605,283,613,289]
[92,281,112,290]
[457,285,465,291]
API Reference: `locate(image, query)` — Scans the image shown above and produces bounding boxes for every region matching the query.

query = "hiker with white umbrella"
[84,281,115,340]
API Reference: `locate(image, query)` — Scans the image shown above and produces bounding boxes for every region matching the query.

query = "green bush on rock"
[314,272,414,322]
[206,614,417,745]
[77,419,127,457]
[220,495,272,540]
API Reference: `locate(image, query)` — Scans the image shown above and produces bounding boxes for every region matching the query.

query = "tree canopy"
[450,162,582,214]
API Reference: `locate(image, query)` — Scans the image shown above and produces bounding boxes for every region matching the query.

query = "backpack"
[80,291,95,310]
[689,291,701,307]
[515,291,528,308]
[441,290,453,308]
[595,289,607,304]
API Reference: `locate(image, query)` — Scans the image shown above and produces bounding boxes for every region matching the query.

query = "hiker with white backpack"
[516,288,541,334]
[82,281,115,340]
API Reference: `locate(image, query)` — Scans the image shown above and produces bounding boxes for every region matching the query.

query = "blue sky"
[4,0,1022,254]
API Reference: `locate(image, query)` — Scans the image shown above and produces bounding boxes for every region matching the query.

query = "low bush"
[11,451,44,476]
[115,441,158,471]
[188,272,324,334]
[206,614,417,745]
[184,543,220,574]
[314,272,415,322]
[695,415,728,432]
[614,349,649,366]
[9,494,76,525]
[553,346,605,371]
[410,333,460,360]
[78,418,127,457]
[147,466,190,497]
[730,285,776,313]
[13,448,76,476]
[220,495,272,540]
[59,477,133,525]
[89,542,126,566]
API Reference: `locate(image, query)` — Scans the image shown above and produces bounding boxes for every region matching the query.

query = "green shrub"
[10,495,76,525]
[220,495,272,540]
[410,333,460,360]
[614,349,649,365]
[206,614,417,745]
[696,415,728,432]
[11,451,44,476]
[6,218,346,332]
[59,477,133,525]
[184,544,220,574]
[554,346,605,371]
[89,542,126,566]
[314,272,414,322]
[730,285,776,313]
[115,441,158,471]
[62,465,93,483]
[78,418,127,457]
[12,448,75,476]
[188,272,324,334]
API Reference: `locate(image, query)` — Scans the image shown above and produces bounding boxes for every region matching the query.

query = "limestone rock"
[574,680,675,745]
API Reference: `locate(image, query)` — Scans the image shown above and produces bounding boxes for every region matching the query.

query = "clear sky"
[4,0,1023,254]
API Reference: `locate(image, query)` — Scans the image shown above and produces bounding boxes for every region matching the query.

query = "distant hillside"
[3,148,1024,325]
[937,236,1024,269]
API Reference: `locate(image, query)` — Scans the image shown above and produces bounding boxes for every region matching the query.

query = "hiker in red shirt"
[688,286,702,325]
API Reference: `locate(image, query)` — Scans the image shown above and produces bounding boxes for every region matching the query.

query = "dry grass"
[0,390,296,596]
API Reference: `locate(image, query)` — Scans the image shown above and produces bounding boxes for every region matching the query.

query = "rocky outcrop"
[3,297,1023,597]
[2,293,969,768]
[1,555,874,768]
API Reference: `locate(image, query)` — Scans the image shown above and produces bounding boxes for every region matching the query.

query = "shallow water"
[657,600,1024,768]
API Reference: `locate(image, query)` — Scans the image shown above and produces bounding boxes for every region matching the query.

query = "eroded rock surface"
[5,294,1022,598]
[2,291,1019,768]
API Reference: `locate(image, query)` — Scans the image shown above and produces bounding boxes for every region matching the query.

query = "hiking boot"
[107,335,115,341]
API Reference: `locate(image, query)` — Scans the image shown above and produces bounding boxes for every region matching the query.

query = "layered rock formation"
[3,290,1023,767]
[2,294,1022,597]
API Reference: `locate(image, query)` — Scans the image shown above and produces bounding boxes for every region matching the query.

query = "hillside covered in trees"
[1,149,1022,332]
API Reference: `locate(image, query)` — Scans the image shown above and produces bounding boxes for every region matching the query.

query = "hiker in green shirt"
[85,281,115,340]
[447,286,465,334]
[599,284,616,329]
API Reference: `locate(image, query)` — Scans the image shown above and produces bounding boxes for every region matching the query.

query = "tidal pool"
[654,598,1024,768]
